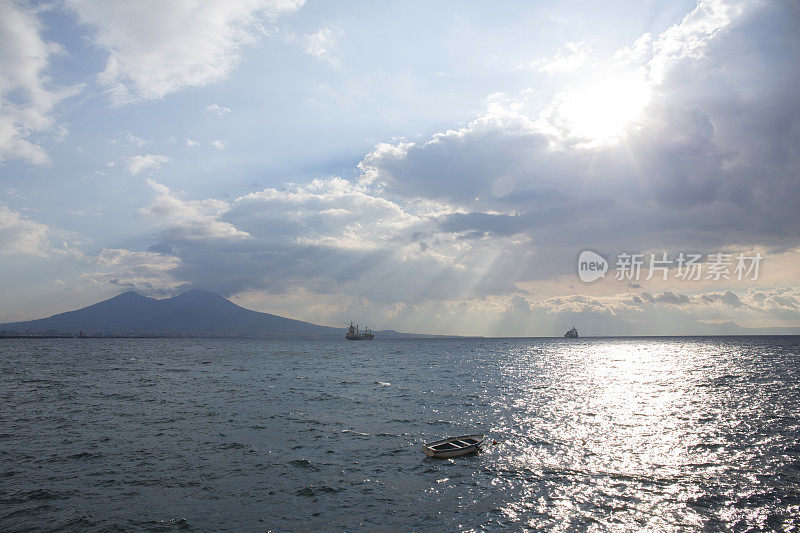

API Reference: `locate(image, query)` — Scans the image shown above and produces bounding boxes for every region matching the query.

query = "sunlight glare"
[552,70,651,146]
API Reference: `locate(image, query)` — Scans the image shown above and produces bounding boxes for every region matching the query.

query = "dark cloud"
[700,290,743,307]
[359,0,800,256]
[641,291,691,305]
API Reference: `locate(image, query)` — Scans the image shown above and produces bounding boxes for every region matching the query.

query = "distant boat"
[422,434,485,458]
[346,322,374,340]
[564,326,578,338]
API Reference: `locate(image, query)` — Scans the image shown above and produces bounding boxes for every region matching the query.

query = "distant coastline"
[2,289,798,338]
[0,332,481,339]
[0,332,800,342]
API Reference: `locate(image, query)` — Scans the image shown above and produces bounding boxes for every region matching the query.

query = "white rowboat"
[422,434,485,458]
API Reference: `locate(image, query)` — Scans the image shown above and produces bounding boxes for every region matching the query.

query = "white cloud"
[211,139,226,150]
[0,1,81,165]
[304,27,340,67]
[647,0,744,84]
[90,247,184,295]
[186,138,199,147]
[0,204,50,256]
[66,0,305,103]
[533,285,800,333]
[233,177,426,250]
[123,131,148,146]
[526,41,594,74]
[206,103,231,115]
[125,154,170,175]
[0,204,81,260]
[141,179,250,241]
[519,0,743,148]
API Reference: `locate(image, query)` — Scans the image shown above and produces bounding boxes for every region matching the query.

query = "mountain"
[0,290,346,338]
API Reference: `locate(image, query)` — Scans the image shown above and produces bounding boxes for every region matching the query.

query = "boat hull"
[422,434,485,458]
[346,334,374,340]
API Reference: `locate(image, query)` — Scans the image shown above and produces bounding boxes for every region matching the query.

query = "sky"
[0,0,799,336]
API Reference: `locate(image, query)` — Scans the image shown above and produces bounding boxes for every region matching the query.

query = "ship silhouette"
[346,322,374,340]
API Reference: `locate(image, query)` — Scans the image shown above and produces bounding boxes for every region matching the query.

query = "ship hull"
[346,334,374,340]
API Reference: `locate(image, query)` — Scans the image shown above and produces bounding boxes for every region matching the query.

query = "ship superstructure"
[346,322,374,340]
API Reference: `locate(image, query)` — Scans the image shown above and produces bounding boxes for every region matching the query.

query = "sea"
[1,336,799,531]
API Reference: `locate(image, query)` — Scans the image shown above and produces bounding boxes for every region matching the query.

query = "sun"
[548,69,652,147]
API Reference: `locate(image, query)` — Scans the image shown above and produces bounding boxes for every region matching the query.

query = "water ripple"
[0,336,799,530]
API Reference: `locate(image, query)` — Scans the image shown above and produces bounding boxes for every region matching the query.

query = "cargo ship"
[564,326,578,338]
[346,322,374,340]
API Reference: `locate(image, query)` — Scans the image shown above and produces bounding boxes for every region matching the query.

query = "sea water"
[1,336,799,531]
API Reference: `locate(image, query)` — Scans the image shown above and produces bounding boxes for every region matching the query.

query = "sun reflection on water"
[483,338,798,530]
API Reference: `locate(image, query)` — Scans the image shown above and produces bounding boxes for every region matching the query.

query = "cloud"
[0,204,50,256]
[745,287,800,315]
[211,139,226,150]
[0,1,81,165]
[206,103,231,115]
[640,291,692,306]
[304,27,340,67]
[89,248,184,295]
[698,290,742,307]
[186,138,199,147]
[647,0,744,84]
[125,154,170,175]
[478,286,799,336]
[95,0,800,335]
[358,0,800,262]
[123,131,148,146]
[526,41,594,74]
[66,0,305,103]
[141,179,250,241]
[135,175,528,302]
[0,204,82,261]
[231,177,423,251]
